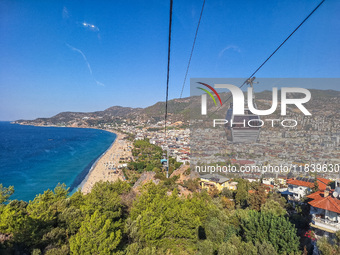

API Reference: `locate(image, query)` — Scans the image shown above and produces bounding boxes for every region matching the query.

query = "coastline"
[11,123,131,195]
[74,135,116,191]
[80,130,131,194]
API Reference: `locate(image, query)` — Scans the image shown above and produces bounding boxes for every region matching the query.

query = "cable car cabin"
[161,159,168,166]
[225,103,261,143]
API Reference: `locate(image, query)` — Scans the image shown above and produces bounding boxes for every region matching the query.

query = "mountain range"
[13,89,340,127]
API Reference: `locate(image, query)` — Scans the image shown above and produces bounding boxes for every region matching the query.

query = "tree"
[0,184,14,204]
[240,210,299,254]
[336,230,340,245]
[128,184,201,251]
[0,200,34,245]
[182,179,200,192]
[203,210,233,244]
[235,179,249,208]
[312,178,319,193]
[58,206,83,235]
[255,241,277,255]
[0,178,305,254]
[0,184,73,253]
[81,180,130,218]
[44,245,69,255]
[197,240,215,255]
[208,186,219,198]
[221,188,234,199]
[69,210,122,254]
[221,197,235,210]
[261,200,286,217]
[218,235,257,255]
[26,183,69,225]
[249,185,267,211]
[317,237,340,255]
[41,227,67,250]
[266,192,287,209]
[128,182,229,253]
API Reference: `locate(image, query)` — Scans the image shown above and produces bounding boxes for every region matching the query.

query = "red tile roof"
[287,179,314,188]
[307,191,323,200]
[307,190,340,214]
[262,184,274,189]
[286,177,331,191]
[317,178,332,191]
[317,177,331,184]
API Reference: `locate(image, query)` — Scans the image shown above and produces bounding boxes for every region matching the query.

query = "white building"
[281,177,331,203]
[308,187,340,235]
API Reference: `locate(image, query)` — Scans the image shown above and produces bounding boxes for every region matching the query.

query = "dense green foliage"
[234,179,249,208]
[0,177,302,254]
[128,140,163,173]
[240,210,299,254]
[128,139,182,175]
[316,232,340,255]
[69,211,122,254]
[0,181,130,254]
[0,184,14,204]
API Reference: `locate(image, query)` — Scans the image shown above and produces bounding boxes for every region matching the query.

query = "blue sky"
[0,0,339,120]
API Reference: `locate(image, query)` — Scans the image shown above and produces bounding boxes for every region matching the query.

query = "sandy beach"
[81,130,132,194]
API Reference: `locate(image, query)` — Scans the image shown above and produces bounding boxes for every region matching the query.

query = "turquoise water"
[0,121,116,201]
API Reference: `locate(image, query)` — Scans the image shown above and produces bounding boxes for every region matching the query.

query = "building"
[262,183,274,194]
[282,177,331,203]
[307,187,340,235]
[200,174,232,191]
[262,176,287,187]
[228,181,238,191]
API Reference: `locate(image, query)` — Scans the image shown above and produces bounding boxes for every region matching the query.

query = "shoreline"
[11,122,131,195]
[80,130,132,194]
[75,133,117,191]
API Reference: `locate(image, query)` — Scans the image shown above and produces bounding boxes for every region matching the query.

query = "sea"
[0,121,116,201]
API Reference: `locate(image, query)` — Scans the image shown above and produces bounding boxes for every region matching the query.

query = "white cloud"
[218,45,241,58]
[66,43,104,86]
[95,81,105,87]
[66,43,93,75]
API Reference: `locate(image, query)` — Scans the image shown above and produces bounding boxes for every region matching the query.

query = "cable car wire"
[164,0,173,138]
[208,0,326,117]
[179,0,206,98]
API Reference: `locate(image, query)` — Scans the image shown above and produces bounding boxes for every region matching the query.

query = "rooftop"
[200,174,229,184]
[287,177,331,190]
[307,190,340,214]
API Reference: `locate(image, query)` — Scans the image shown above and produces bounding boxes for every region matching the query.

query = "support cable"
[209,0,325,117]
[179,0,206,98]
[164,0,173,138]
